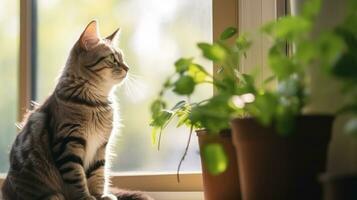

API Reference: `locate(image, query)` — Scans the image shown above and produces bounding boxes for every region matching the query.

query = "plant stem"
[157,128,163,151]
[177,125,194,183]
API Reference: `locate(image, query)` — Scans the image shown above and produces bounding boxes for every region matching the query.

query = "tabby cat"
[1,21,153,200]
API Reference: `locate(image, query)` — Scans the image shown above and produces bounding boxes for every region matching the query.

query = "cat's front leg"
[52,133,95,200]
[86,144,116,200]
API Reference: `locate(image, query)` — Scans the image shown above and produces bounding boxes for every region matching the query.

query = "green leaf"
[163,77,172,88]
[151,99,166,117]
[189,94,232,133]
[275,105,296,136]
[318,32,346,71]
[175,58,193,74]
[151,128,159,145]
[203,143,228,175]
[220,27,237,40]
[295,41,318,65]
[197,43,227,61]
[262,16,311,40]
[188,64,208,83]
[235,34,251,51]
[176,108,191,127]
[150,110,173,127]
[331,53,357,78]
[173,75,195,95]
[268,45,297,79]
[301,0,321,19]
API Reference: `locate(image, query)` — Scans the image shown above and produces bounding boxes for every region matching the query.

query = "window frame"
[18,0,37,121]
[3,0,286,197]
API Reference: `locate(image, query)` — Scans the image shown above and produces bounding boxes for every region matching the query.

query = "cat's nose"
[122,63,129,72]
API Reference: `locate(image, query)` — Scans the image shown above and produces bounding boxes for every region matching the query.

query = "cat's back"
[2,100,63,199]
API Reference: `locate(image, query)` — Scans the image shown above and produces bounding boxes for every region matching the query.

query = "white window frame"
[1,0,286,199]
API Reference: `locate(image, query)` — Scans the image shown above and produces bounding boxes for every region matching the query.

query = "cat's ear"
[106,28,120,47]
[79,20,101,50]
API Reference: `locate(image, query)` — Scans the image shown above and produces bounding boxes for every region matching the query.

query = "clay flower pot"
[320,174,357,200]
[230,115,334,200]
[197,129,241,200]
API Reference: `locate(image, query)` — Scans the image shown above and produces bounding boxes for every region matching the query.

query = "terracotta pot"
[230,115,334,200]
[197,129,241,200]
[320,174,357,200]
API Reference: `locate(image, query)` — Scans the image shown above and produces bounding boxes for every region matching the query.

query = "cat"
[1,20,153,200]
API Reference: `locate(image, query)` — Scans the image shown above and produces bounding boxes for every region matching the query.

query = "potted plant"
[317,0,357,199]
[151,0,353,199]
[227,0,339,199]
[149,27,249,200]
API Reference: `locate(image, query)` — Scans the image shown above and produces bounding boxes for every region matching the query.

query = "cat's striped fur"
[1,21,153,200]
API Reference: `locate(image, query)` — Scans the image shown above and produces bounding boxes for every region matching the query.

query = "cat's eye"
[109,54,116,63]
[114,60,119,65]
[109,54,119,65]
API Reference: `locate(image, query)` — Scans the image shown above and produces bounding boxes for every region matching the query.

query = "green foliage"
[190,94,235,134]
[268,45,298,79]
[300,0,322,19]
[262,16,312,41]
[323,0,357,136]
[150,0,357,176]
[203,143,228,175]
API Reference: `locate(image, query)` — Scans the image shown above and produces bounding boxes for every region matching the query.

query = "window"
[0,0,19,172]
[37,0,213,172]
[0,1,285,199]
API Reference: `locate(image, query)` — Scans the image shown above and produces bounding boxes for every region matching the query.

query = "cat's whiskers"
[122,73,148,103]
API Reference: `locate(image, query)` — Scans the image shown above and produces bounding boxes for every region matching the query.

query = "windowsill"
[147,192,203,200]
[0,172,204,200]
[110,171,203,191]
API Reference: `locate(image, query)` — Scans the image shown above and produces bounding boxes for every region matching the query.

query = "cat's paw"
[110,188,154,200]
[116,192,154,200]
[100,194,118,200]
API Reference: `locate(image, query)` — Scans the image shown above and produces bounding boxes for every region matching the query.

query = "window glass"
[0,0,19,172]
[38,0,212,172]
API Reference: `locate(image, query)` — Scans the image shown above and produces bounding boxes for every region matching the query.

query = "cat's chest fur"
[83,108,113,170]
[83,132,107,170]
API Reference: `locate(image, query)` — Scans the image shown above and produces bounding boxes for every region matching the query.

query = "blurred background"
[0,0,212,173]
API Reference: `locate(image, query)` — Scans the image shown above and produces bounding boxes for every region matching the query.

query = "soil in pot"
[197,129,241,200]
[230,115,334,200]
[320,174,357,200]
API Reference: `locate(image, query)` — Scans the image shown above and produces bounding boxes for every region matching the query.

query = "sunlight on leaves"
[188,64,209,83]
[175,58,194,74]
[197,42,227,61]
